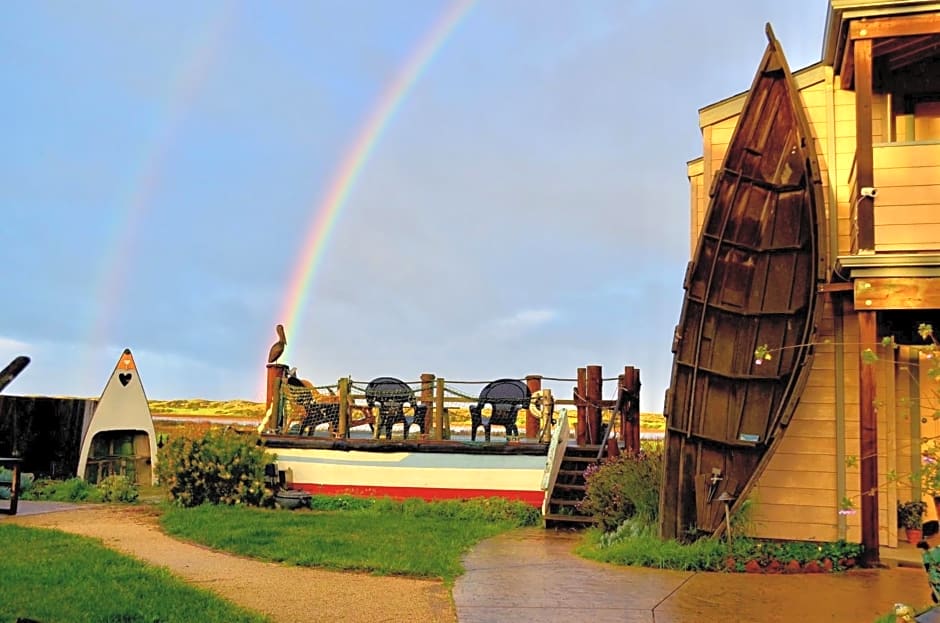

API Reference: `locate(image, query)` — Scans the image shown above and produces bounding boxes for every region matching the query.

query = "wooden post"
[434,378,445,441]
[854,37,875,252]
[587,365,602,446]
[525,375,542,439]
[622,366,641,454]
[265,364,288,412]
[337,377,349,438]
[421,373,435,438]
[859,310,880,566]
[576,368,587,445]
[267,371,286,432]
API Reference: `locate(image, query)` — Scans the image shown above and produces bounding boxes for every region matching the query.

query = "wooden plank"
[874,142,940,167]
[758,469,839,490]
[854,277,940,310]
[752,521,839,542]
[859,310,879,565]
[872,185,940,206]
[875,224,940,247]
[754,486,838,507]
[855,38,875,252]
[850,13,940,40]
[874,167,940,190]
[765,452,840,472]
[840,38,856,90]
[752,503,838,525]
[775,435,839,456]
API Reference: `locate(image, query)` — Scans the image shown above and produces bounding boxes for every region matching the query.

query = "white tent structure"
[77,349,158,485]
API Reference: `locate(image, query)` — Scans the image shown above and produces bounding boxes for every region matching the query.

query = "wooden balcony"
[849,141,940,254]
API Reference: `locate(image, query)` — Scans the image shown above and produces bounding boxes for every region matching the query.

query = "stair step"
[567,444,602,453]
[561,455,599,463]
[553,483,586,492]
[544,513,597,525]
[550,497,583,506]
[558,469,587,478]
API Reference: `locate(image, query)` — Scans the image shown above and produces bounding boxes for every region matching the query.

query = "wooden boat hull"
[264,437,550,508]
[659,26,826,539]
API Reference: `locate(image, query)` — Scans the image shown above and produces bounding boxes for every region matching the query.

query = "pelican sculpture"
[267,324,286,364]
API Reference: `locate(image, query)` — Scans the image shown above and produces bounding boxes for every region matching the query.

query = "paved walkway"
[6,502,939,622]
[453,529,936,623]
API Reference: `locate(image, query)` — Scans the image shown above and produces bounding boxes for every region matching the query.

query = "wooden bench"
[469,379,531,442]
[365,377,428,440]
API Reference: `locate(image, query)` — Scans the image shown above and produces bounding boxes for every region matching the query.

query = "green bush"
[25,478,101,502]
[97,475,139,503]
[156,427,275,507]
[581,522,865,572]
[579,443,663,531]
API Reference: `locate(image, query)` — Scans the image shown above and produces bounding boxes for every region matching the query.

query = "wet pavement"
[453,528,937,623]
[6,503,939,622]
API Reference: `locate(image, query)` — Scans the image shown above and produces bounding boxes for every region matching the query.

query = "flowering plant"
[898,500,926,530]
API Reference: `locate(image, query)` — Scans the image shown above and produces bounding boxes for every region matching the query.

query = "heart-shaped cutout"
[119,372,132,386]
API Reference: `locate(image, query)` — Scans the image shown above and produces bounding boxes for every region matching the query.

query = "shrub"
[579,443,663,532]
[25,477,101,502]
[97,475,139,503]
[581,525,865,573]
[156,427,275,507]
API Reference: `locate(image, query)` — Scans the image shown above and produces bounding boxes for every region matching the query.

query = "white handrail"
[541,409,570,516]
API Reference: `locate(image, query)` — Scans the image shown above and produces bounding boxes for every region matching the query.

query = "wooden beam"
[855,277,940,310]
[525,375,541,439]
[858,310,880,567]
[839,38,856,90]
[855,37,875,252]
[819,282,854,293]
[587,365,603,445]
[576,368,586,445]
[850,13,940,40]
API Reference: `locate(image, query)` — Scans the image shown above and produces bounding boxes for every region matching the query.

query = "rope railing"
[265,365,641,450]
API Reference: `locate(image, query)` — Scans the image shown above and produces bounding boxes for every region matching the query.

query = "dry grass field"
[148,399,666,432]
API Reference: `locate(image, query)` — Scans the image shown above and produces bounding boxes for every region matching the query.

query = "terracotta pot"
[803,560,822,573]
[766,559,783,574]
[822,558,833,572]
[744,560,761,574]
[906,527,924,544]
[785,560,802,573]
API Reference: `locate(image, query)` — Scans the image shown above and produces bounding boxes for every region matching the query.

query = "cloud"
[493,308,557,335]
[0,336,33,356]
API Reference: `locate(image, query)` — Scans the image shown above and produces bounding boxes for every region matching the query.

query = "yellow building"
[687,1,940,560]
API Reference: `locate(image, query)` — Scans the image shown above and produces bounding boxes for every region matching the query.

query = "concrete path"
[6,503,454,623]
[453,528,936,623]
[7,503,939,622]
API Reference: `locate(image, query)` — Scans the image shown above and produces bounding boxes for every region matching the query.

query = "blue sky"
[1,1,828,410]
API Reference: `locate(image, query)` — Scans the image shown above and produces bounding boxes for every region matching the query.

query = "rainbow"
[84,5,236,388]
[275,0,475,362]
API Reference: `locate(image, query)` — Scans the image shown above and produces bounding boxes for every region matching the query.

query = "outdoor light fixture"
[860,186,878,198]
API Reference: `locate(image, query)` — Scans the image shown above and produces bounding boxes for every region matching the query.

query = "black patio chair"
[364,377,428,440]
[469,379,530,442]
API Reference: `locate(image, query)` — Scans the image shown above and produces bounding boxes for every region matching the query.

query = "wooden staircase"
[544,444,601,528]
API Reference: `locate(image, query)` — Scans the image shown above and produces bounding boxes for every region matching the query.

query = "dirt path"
[11,505,455,623]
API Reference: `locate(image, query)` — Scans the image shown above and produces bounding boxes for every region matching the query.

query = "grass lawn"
[161,497,536,583]
[0,523,267,623]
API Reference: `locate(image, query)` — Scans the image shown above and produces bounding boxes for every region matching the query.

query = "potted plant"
[898,500,927,543]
